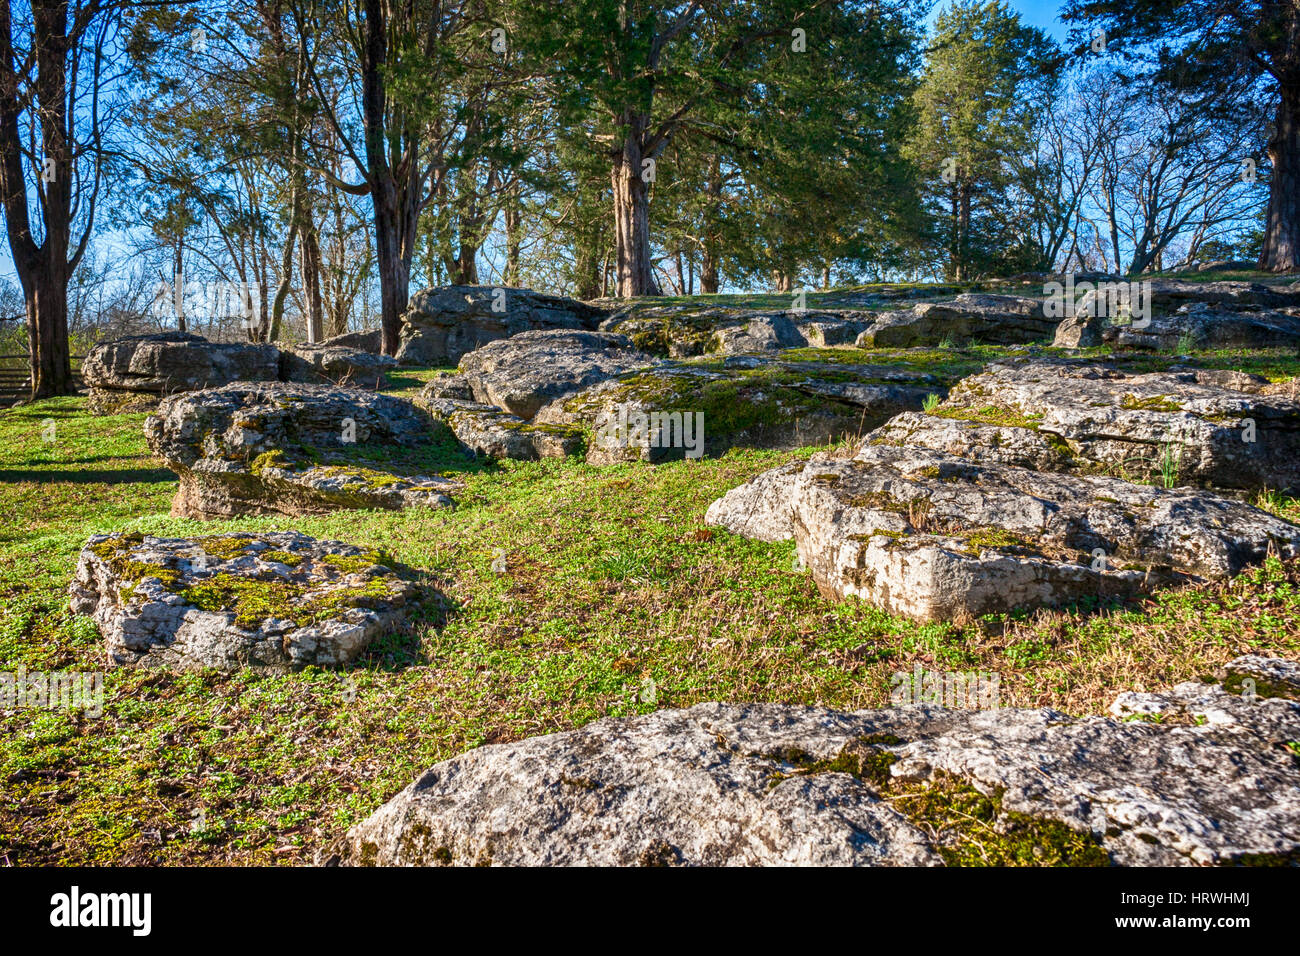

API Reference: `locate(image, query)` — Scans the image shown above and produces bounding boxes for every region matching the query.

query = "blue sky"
[997,0,1070,40]
[2,0,1074,292]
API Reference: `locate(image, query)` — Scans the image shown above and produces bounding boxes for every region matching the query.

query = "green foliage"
[905,1,1060,280]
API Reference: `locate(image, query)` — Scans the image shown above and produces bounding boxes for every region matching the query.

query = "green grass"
[1,346,1299,865]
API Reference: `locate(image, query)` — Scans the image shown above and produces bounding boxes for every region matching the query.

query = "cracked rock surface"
[82,332,281,413]
[535,355,937,464]
[70,531,418,671]
[939,359,1300,492]
[417,394,584,460]
[337,673,1300,866]
[453,328,656,419]
[854,294,1056,348]
[706,444,1300,620]
[395,285,607,365]
[145,382,460,518]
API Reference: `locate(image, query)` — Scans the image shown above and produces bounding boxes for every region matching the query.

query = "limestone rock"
[855,294,1056,348]
[144,382,460,518]
[282,334,396,388]
[780,444,1300,620]
[420,372,474,402]
[418,395,584,460]
[1194,259,1256,272]
[82,332,280,413]
[1142,279,1300,312]
[703,459,809,542]
[319,328,383,352]
[70,531,418,671]
[338,677,1300,866]
[1102,305,1300,351]
[867,410,1075,472]
[599,306,875,357]
[535,355,938,465]
[395,286,607,365]
[709,313,808,353]
[454,329,656,419]
[940,360,1300,491]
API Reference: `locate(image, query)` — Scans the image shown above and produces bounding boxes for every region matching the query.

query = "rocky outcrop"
[709,313,808,353]
[395,286,607,365]
[453,329,656,419]
[418,395,584,460]
[82,329,396,412]
[703,459,810,542]
[796,314,873,348]
[1194,259,1256,272]
[82,332,280,413]
[707,444,1300,620]
[938,360,1300,492]
[534,355,939,465]
[1101,305,1300,351]
[70,531,418,671]
[1142,279,1300,312]
[282,332,396,388]
[855,294,1056,348]
[1052,280,1300,348]
[600,305,874,357]
[337,673,1300,866]
[144,382,460,518]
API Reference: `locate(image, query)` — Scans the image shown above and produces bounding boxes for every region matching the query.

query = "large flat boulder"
[855,294,1056,348]
[336,676,1300,866]
[1143,279,1300,312]
[1051,280,1300,347]
[82,332,280,413]
[534,355,940,464]
[70,531,418,671]
[144,382,460,518]
[708,444,1300,620]
[395,286,607,365]
[938,360,1300,492]
[454,329,656,419]
[1102,305,1300,350]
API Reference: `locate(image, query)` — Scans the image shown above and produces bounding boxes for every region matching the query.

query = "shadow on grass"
[0,467,176,484]
[354,571,452,672]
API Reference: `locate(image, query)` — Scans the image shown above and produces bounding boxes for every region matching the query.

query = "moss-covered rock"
[70,531,421,671]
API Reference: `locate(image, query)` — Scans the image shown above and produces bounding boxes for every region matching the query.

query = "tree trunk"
[362,0,417,356]
[300,221,324,342]
[172,244,186,333]
[1261,89,1300,271]
[1,0,76,399]
[504,186,521,286]
[611,125,659,297]
[948,182,960,282]
[29,273,71,397]
[700,244,719,294]
[452,243,479,284]
[268,220,299,343]
[957,182,972,282]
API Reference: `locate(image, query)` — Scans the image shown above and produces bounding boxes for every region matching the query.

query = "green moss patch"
[891,774,1111,867]
[179,573,395,630]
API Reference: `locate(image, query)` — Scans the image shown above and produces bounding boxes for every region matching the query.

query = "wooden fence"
[0,355,85,407]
